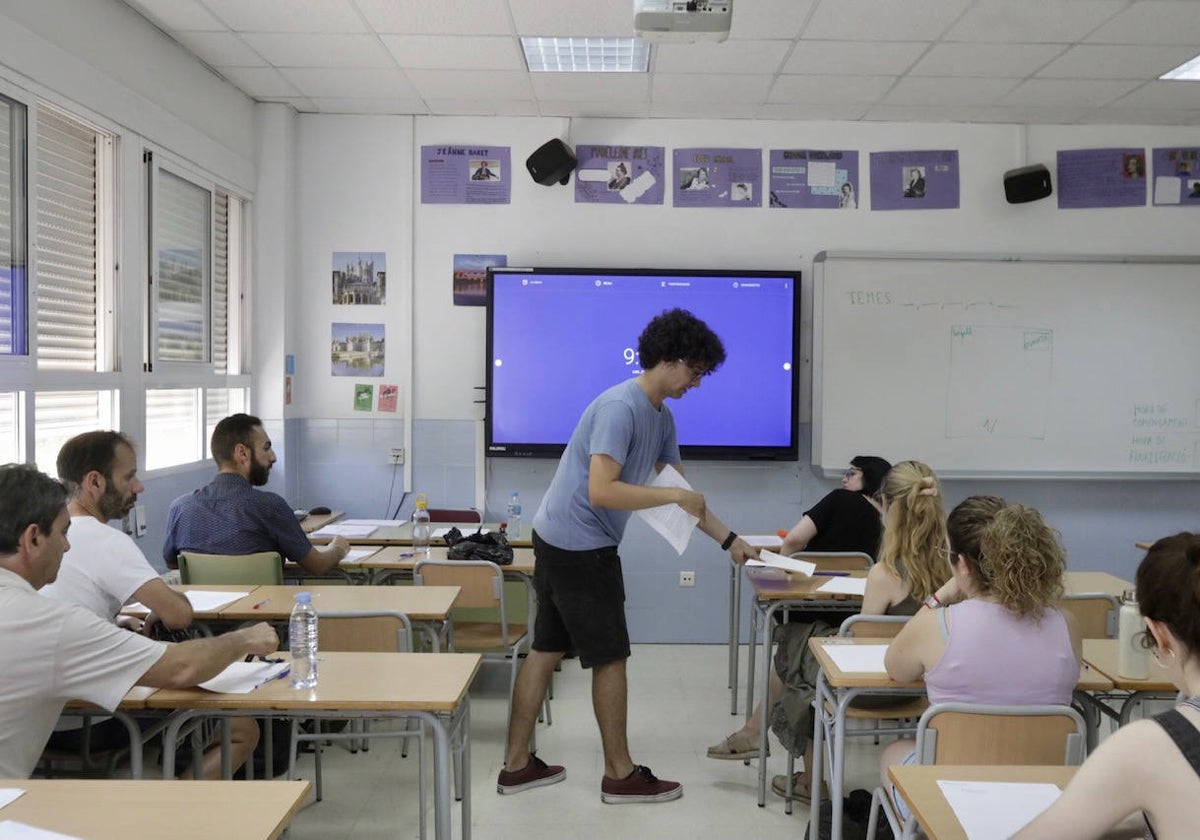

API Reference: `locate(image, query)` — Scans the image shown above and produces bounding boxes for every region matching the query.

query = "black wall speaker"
[526,139,576,186]
[1004,164,1053,204]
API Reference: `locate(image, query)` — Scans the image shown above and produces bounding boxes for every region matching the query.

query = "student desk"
[122,584,261,621]
[0,778,310,839]
[806,637,1111,840]
[886,765,1076,840]
[1082,637,1177,724]
[149,651,480,840]
[311,521,532,549]
[726,536,784,714]
[58,686,158,779]
[300,509,344,534]
[1063,571,1133,597]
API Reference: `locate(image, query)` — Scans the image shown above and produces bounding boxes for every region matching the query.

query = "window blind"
[155,169,208,363]
[212,190,228,372]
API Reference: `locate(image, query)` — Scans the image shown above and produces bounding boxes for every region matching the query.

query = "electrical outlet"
[133,504,147,537]
[679,571,695,588]
[387,447,405,465]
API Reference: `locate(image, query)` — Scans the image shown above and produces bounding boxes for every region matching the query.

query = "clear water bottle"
[1118,588,1149,680]
[288,592,319,689]
[506,490,522,540]
[411,493,431,559]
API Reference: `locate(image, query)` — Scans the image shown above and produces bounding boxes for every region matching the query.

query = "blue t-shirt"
[532,378,680,551]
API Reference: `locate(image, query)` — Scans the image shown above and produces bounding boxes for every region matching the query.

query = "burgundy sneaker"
[600,765,683,804]
[496,754,565,795]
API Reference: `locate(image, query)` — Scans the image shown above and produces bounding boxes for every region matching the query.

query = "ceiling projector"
[634,0,732,43]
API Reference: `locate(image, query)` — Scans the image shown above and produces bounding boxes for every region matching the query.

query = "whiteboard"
[813,252,1200,478]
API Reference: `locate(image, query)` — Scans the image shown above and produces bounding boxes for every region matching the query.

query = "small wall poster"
[1056,148,1146,209]
[575,144,665,205]
[378,384,398,412]
[421,145,512,205]
[332,252,386,305]
[870,150,960,210]
[1152,146,1200,206]
[768,149,860,209]
[331,322,385,377]
[672,148,762,207]
[354,384,373,412]
[453,253,506,306]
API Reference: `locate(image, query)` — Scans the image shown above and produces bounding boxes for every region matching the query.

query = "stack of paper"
[0,822,80,840]
[633,465,699,555]
[936,780,1062,839]
[340,548,377,565]
[199,660,290,694]
[311,523,378,538]
[126,590,249,614]
[745,550,817,576]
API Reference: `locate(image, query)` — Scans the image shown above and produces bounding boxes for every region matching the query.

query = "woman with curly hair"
[881,498,1081,818]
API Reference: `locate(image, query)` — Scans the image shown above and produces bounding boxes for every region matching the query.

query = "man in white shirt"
[0,462,278,779]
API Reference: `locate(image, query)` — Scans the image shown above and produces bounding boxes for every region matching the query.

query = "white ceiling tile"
[1037,45,1200,80]
[729,0,817,40]
[651,73,774,103]
[756,101,871,120]
[768,74,896,104]
[279,67,418,98]
[946,0,1129,43]
[423,99,540,116]
[861,104,983,123]
[649,102,764,119]
[1109,80,1200,110]
[216,66,301,97]
[537,99,650,118]
[406,69,534,101]
[124,0,225,30]
[911,43,1067,77]
[355,0,512,35]
[199,0,365,32]
[508,0,633,37]
[884,76,1021,107]
[379,35,524,71]
[802,0,973,41]
[1086,0,1200,45]
[652,40,790,75]
[529,73,652,102]
[971,106,1091,124]
[257,95,318,111]
[239,33,394,67]
[172,31,268,66]
[781,41,928,75]
[999,78,1143,108]
[308,97,429,114]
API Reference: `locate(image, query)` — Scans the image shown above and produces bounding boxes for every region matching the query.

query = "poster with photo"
[420,145,511,204]
[1151,146,1200,206]
[453,253,506,306]
[1056,148,1146,209]
[354,384,374,412]
[377,384,398,413]
[672,148,762,207]
[331,322,385,377]
[768,149,860,209]
[575,144,665,205]
[332,251,386,305]
[870,150,960,210]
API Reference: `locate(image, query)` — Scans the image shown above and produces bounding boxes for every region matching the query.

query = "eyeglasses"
[843,468,862,479]
[676,359,709,385]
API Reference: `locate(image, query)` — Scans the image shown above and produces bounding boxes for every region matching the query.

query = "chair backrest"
[915,702,1087,767]
[790,551,873,572]
[426,508,483,524]
[1056,592,1120,638]
[177,551,284,585]
[413,558,511,641]
[838,614,910,639]
[319,611,413,653]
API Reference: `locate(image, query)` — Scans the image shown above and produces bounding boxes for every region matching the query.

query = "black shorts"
[531,530,630,669]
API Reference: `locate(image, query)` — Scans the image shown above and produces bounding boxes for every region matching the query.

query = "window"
[0,392,22,463]
[152,167,209,364]
[0,93,27,356]
[144,385,246,470]
[33,390,117,471]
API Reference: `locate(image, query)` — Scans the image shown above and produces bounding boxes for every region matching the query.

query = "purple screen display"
[488,270,799,458]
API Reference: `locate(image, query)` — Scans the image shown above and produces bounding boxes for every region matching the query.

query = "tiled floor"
[282,644,892,840]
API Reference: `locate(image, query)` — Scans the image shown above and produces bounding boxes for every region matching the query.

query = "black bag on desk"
[443,526,514,566]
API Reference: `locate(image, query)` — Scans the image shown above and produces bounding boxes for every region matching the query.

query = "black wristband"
[721,531,737,551]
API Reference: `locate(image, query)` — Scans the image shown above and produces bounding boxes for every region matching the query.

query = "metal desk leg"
[755,601,782,806]
[810,669,831,837]
[728,559,740,714]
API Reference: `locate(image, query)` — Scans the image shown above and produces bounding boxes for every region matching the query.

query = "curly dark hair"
[636,308,726,372]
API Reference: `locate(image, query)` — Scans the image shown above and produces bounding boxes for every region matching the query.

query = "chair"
[867,702,1087,839]
[426,508,482,524]
[1056,592,1120,639]
[177,551,284,585]
[789,550,874,573]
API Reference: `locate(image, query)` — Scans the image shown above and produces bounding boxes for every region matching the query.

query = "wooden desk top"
[123,584,262,617]
[1082,638,1176,692]
[809,637,1112,693]
[1063,571,1133,597]
[146,651,482,712]
[365,544,536,574]
[0,779,310,840]
[313,521,533,548]
[65,685,158,712]
[219,584,461,621]
[300,509,344,533]
[744,567,867,601]
[887,765,1075,840]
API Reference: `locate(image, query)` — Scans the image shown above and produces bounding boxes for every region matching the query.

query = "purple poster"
[420,145,511,205]
[870,150,960,210]
[1056,148,1145,209]
[768,149,860,209]
[574,144,665,205]
[1151,146,1200,207]
[672,148,762,207]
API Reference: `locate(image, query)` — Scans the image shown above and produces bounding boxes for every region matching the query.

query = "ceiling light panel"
[521,37,650,72]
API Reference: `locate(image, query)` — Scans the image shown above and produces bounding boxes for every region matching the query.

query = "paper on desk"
[633,464,698,555]
[0,791,23,810]
[339,519,404,527]
[0,822,80,840]
[745,550,817,576]
[816,576,868,596]
[743,534,783,547]
[126,590,250,615]
[823,644,889,673]
[311,523,378,538]
[936,780,1062,839]
[199,660,290,694]
[340,548,377,565]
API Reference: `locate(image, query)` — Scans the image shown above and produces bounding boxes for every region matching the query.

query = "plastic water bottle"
[506,491,522,540]
[411,493,431,559]
[1118,588,1149,680]
[289,592,319,689]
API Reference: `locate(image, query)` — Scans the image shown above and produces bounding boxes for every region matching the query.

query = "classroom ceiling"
[119,0,1200,125]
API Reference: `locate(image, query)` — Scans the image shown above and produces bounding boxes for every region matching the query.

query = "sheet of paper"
[743,534,783,547]
[0,791,24,810]
[125,589,250,615]
[0,822,81,840]
[936,780,1062,840]
[633,464,699,555]
[340,548,377,565]
[311,523,379,538]
[432,526,488,539]
[199,660,290,694]
[823,643,889,673]
[746,550,816,576]
[339,519,405,527]
[816,576,868,596]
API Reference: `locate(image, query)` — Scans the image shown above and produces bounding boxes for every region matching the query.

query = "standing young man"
[497,308,758,803]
